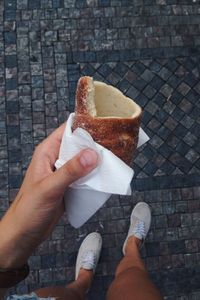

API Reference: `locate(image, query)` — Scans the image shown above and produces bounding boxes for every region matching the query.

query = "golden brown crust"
[75,76,91,115]
[72,77,142,165]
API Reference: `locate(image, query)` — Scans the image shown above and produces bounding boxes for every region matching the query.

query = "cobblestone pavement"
[1,0,200,299]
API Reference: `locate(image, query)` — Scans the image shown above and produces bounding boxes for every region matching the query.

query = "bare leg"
[34,232,102,300]
[34,269,93,300]
[106,236,163,300]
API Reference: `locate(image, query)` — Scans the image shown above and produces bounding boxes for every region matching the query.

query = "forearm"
[0,214,30,299]
[0,208,31,269]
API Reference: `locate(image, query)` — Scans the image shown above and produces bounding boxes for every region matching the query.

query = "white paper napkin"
[55,113,149,228]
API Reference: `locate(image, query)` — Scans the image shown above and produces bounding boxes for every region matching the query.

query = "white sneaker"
[75,232,102,280]
[122,202,151,255]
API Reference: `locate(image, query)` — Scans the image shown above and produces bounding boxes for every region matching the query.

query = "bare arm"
[0,123,98,293]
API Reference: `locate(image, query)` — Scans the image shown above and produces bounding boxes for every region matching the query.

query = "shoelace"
[81,250,95,270]
[133,219,146,240]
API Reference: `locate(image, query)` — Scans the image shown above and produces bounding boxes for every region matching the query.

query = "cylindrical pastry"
[72,76,142,165]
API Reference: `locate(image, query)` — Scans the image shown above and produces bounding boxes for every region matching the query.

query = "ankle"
[76,268,93,292]
[125,236,142,255]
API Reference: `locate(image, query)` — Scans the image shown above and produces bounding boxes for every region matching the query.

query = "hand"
[0,123,98,268]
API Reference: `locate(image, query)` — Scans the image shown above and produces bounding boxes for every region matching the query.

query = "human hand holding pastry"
[0,123,98,270]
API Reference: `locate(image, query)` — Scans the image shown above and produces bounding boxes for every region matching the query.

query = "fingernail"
[79,149,98,168]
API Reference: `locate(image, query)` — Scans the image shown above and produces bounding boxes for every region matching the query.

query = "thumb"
[40,148,98,196]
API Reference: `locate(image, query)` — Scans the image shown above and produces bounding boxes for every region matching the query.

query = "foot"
[122,202,151,255]
[75,232,102,281]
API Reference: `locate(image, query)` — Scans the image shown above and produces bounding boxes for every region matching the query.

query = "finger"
[40,148,99,197]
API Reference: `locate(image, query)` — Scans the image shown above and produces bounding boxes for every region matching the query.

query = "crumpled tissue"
[55,113,149,228]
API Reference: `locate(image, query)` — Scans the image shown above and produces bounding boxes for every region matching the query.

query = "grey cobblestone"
[1,1,200,299]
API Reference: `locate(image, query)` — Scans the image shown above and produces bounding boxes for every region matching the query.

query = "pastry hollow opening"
[87,78,141,118]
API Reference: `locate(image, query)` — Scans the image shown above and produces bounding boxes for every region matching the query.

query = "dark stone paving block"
[190,107,200,122]
[7,114,19,126]
[32,75,44,88]
[142,111,151,125]
[184,73,199,88]
[150,76,165,91]
[147,118,160,132]
[168,214,181,227]
[20,119,32,132]
[183,132,197,147]
[8,149,21,163]
[32,87,44,100]
[28,0,41,9]
[132,78,147,91]
[136,93,148,108]
[187,89,199,104]
[4,10,16,21]
[193,187,200,199]
[41,254,56,268]
[168,240,185,254]
[126,85,140,99]
[190,123,200,138]
[124,69,137,83]
[180,115,195,129]
[143,85,157,99]
[9,174,22,188]
[158,67,172,81]
[8,136,21,150]
[143,161,158,175]
[176,201,188,214]
[19,139,31,155]
[0,174,8,190]
[171,254,185,268]
[7,125,20,138]
[80,64,96,76]
[9,162,21,175]
[6,100,19,113]
[141,69,154,82]
[0,121,6,134]
[179,98,193,114]
[38,268,53,283]
[114,62,128,77]
[131,62,146,75]
[52,0,64,8]
[167,75,182,90]
[157,126,171,140]
[6,78,18,90]
[146,242,160,256]
[149,60,162,72]
[165,59,179,72]
[84,52,96,62]
[18,72,31,84]
[155,109,168,124]
[185,239,198,253]
[4,32,16,45]
[20,105,32,120]
[160,84,173,98]
[5,0,17,10]
[5,55,17,68]
[175,142,190,156]
[160,161,176,175]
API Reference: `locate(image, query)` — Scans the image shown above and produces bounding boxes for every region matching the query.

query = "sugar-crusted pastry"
[72,76,142,165]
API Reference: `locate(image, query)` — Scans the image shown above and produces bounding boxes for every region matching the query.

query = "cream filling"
[87,79,141,118]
